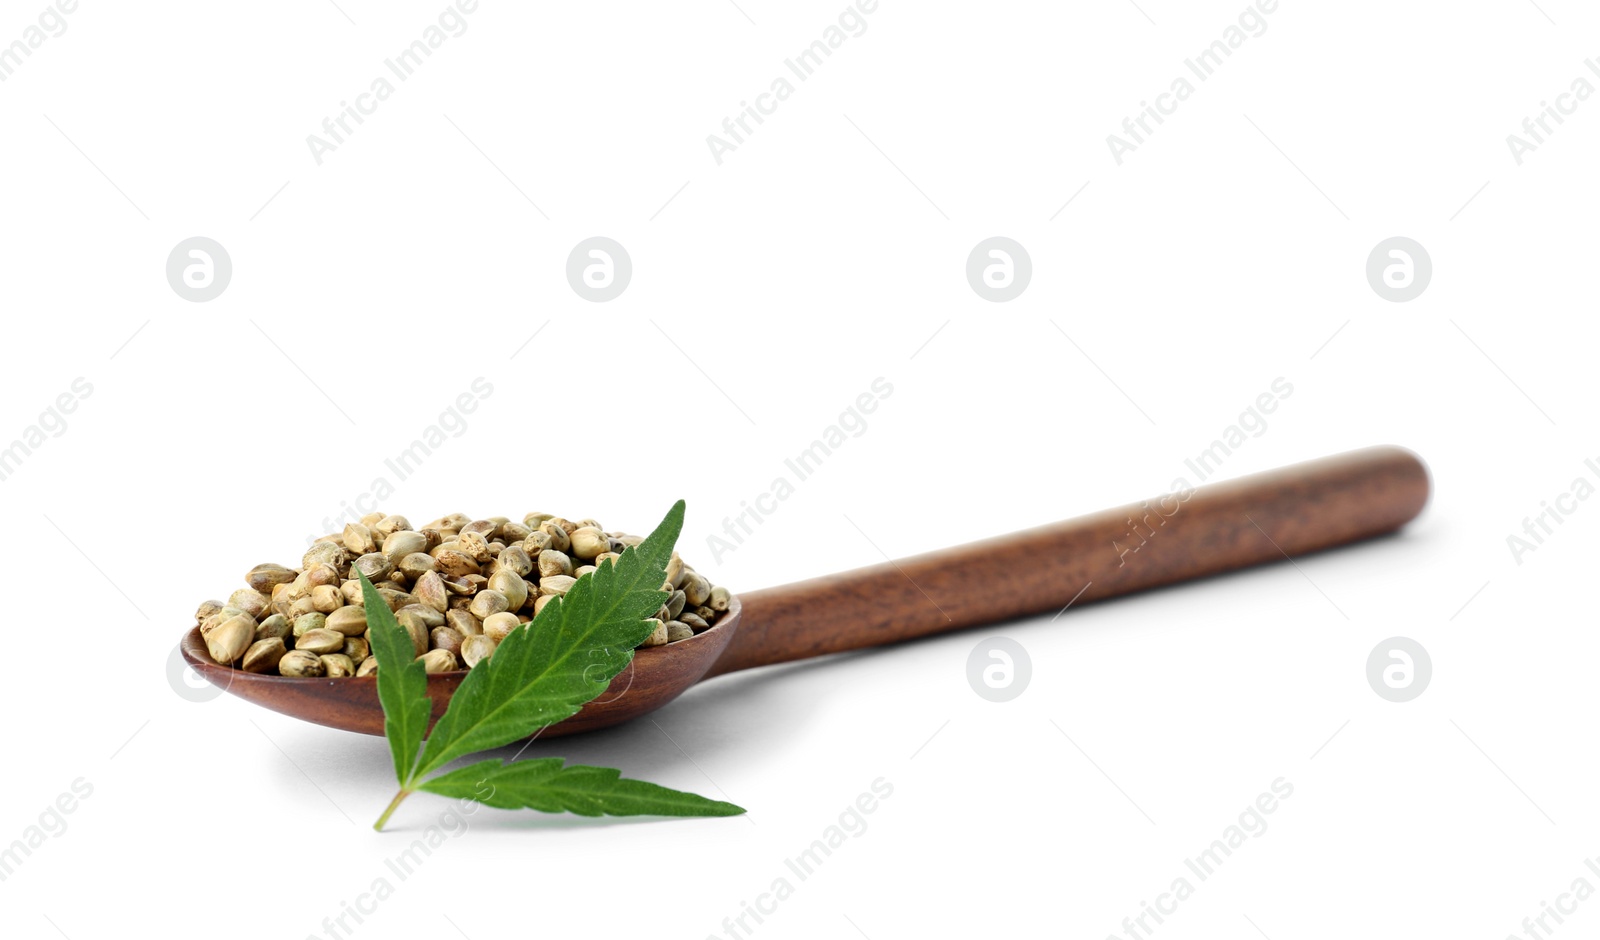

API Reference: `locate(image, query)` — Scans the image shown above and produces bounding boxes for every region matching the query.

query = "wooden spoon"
[180,445,1429,738]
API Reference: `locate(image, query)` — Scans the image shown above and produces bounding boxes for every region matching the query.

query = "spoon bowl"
[180,596,741,739]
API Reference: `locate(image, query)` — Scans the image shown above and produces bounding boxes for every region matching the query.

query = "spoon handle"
[705,445,1429,677]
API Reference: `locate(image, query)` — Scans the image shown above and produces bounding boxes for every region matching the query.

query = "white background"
[1,1,1596,937]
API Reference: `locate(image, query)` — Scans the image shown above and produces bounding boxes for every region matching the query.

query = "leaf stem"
[374,789,413,831]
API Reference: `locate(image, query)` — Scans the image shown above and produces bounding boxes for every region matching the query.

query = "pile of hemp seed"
[193,512,730,678]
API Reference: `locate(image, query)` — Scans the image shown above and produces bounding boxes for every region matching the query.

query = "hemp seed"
[195,507,734,678]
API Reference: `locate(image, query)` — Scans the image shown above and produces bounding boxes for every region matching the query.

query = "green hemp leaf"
[366,501,744,830]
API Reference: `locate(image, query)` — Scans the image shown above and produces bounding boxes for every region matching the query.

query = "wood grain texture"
[705,445,1429,676]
